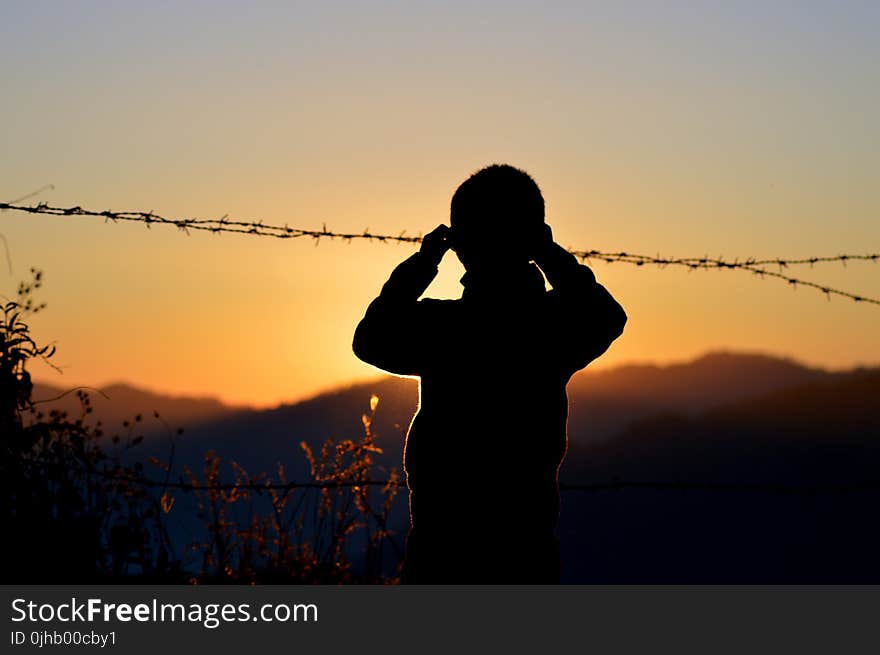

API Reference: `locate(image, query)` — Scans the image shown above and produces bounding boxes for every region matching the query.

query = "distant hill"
[559,368,880,583]
[565,351,836,447]
[566,368,880,484]
[30,381,242,435]
[35,351,861,474]
[570,351,833,409]
[155,376,418,477]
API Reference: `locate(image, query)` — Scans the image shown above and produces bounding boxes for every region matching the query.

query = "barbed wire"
[83,467,880,496]
[24,452,880,496]
[2,201,878,305]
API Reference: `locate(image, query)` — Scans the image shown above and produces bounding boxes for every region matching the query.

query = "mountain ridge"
[31,350,874,450]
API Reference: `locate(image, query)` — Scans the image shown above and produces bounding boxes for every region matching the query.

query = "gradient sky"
[2,1,879,406]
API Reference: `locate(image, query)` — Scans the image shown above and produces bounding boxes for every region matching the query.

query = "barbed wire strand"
[2,201,878,305]
[80,467,880,496]
[24,449,880,496]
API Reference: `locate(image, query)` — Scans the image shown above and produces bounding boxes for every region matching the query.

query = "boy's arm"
[352,225,450,376]
[533,226,627,372]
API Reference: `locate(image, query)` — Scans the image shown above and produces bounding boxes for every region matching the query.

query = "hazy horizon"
[31,348,880,409]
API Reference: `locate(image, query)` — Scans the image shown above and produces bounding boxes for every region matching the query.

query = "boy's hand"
[531,223,555,263]
[420,224,451,266]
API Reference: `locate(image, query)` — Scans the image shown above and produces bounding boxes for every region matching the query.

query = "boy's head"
[450,164,545,274]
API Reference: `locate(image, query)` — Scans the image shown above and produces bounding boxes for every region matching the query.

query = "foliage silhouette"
[1,272,399,583]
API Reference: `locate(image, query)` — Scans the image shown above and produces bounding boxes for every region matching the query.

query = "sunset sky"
[2,2,879,407]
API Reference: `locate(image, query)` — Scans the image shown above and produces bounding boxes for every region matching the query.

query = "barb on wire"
[2,201,878,306]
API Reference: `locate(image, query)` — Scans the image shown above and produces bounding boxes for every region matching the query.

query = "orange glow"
[2,4,878,406]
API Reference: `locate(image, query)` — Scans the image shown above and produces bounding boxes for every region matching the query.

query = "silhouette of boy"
[353,164,626,583]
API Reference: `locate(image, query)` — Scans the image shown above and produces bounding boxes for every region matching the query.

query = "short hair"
[450,164,545,233]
